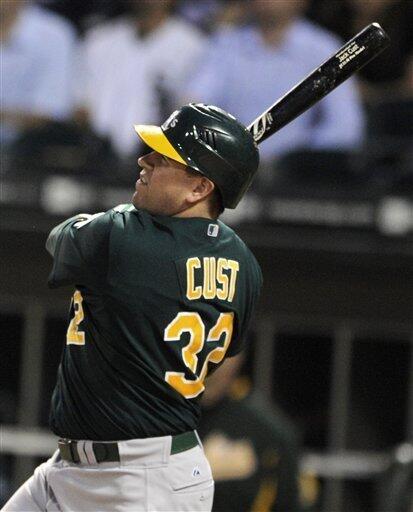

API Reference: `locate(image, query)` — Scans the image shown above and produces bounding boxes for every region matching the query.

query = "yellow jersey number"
[164,312,234,398]
[66,290,85,345]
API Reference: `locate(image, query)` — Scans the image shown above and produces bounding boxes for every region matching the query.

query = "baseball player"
[3,104,262,512]
[199,355,302,512]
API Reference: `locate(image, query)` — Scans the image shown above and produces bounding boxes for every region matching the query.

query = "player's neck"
[174,202,217,220]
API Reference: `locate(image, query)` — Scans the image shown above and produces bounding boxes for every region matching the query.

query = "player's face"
[132,151,202,216]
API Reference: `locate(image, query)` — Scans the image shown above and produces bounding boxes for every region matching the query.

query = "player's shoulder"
[72,204,137,230]
[109,204,142,224]
[218,221,262,273]
[217,219,245,247]
[72,205,149,247]
[109,204,156,231]
[112,203,137,214]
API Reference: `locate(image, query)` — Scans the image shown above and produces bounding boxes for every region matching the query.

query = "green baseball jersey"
[199,390,301,512]
[47,205,262,440]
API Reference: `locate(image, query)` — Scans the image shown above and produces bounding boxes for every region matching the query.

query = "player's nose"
[137,155,148,168]
[138,151,157,170]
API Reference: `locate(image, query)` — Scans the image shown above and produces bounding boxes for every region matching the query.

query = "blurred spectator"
[0,1,77,148]
[37,0,126,34]
[74,0,206,160]
[304,1,413,192]
[308,0,413,100]
[199,354,313,512]
[186,0,364,165]
[177,0,222,33]
[177,0,246,34]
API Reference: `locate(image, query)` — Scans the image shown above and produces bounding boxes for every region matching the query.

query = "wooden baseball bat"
[248,23,390,144]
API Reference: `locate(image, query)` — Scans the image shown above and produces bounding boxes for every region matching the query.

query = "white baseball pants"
[2,433,214,511]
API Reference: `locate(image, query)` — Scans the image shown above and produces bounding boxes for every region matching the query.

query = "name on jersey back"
[186,257,239,303]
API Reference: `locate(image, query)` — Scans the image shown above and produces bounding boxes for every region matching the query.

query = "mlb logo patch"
[207,224,219,237]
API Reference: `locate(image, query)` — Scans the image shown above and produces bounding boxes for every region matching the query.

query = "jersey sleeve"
[46,209,115,289]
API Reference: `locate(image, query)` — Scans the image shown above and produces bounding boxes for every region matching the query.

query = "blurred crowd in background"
[1,0,412,210]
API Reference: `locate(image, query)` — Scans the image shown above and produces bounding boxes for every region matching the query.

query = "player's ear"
[188,176,215,204]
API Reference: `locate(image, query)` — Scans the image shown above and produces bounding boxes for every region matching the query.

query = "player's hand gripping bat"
[248,23,390,144]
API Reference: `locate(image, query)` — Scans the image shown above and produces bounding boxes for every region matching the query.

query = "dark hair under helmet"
[134,103,259,209]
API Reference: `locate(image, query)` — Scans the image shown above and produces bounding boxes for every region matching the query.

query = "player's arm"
[46,213,101,257]
[46,209,115,289]
[203,353,244,405]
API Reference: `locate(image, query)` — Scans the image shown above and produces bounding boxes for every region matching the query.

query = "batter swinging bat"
[248,23,390,144]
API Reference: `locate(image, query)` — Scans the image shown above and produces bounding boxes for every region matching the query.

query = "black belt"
[58,431,199,464]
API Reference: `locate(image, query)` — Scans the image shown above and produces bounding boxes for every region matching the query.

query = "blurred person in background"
[0,1,77,149]
[37,0,124,34]
[176,0,247,34]
[74,0,206,161]
[308,0,413,100]
[306,0,412,190]
[186,0,364,168]
[200,353,318,511]
[347,0,413,194]
[349,0,412,99]
[177,0,223,33]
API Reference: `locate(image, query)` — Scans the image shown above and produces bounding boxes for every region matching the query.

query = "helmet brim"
[134,125,186,166]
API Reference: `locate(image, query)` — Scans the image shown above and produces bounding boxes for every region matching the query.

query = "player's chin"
[132,191,142,210]
[132,192,155,214]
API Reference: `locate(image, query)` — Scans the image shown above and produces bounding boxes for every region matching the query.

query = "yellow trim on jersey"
[133,125,186,166]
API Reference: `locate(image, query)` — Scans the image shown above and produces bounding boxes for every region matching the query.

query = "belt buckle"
[58,438,79,463]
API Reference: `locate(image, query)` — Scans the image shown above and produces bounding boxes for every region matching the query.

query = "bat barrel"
[248,23,390,144]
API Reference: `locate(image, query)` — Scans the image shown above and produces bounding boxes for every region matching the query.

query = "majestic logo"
[192,467,201,477]
[251,112,273,142]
